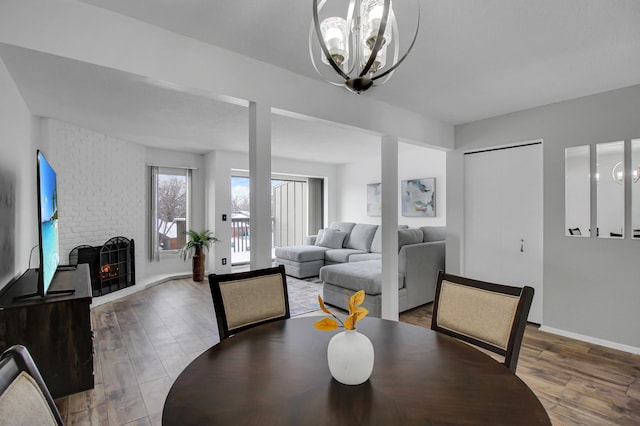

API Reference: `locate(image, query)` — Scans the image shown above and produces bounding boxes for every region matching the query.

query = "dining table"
[162,316,551,425]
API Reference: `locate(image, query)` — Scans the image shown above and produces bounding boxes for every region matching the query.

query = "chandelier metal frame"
[309,0,420,93]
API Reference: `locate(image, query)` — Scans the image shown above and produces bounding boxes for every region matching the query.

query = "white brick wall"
[47,120,146,265]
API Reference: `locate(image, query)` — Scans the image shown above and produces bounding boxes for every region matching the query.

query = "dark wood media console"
[0,264,94,398]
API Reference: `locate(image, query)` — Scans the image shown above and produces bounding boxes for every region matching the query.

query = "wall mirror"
[633,139,640,239]
[565,145,591,237]
[596,141,624,238]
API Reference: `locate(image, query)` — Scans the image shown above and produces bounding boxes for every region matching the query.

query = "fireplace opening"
[70,236,135,297]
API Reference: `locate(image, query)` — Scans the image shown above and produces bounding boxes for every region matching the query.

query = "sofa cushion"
[421,226,446,242]
[274,245,328,262]
[276,258,325,278]
[349,253,382,262]
[345,224,378,251]
[317,229,348,249]
[399,228,423,248]
[325,248,367,264]
[319,260,403,295]
[370,226,382,253]
[314,229,326,246]
[329,222,356,237]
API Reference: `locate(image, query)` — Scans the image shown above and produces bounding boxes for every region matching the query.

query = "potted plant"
[179,230,220,281]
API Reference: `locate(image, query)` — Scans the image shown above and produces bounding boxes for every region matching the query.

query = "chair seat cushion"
[275,245,328,262]
[320,260,403,295]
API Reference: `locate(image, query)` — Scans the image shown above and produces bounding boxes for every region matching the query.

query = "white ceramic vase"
[327,329,374,385]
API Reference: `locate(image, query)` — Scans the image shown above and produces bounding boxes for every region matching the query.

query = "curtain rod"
[146,163,199,170]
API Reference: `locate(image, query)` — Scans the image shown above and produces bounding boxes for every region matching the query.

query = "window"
[150,166,191,260]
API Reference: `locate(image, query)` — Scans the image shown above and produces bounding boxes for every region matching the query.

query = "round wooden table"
[163,317,550,425]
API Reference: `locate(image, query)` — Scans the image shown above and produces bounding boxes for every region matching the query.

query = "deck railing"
[231,217,250,253]
[231,217,276,260]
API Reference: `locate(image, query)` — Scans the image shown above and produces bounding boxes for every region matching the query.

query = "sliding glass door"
[230,175,323,265]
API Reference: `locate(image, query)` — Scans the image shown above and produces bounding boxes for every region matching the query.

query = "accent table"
[163,316,550,425]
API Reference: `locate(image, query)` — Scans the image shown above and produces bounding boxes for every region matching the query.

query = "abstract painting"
[367,183,381,217]
[402,178,435,217]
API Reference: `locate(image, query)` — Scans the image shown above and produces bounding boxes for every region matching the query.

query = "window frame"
[150,166,192,260]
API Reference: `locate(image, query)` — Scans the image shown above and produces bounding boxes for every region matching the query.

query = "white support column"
[381,135,399,320]
[249,101,272,269]
[205,151,232,274]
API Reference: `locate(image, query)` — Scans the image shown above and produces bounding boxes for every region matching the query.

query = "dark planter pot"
[192,247,205,282]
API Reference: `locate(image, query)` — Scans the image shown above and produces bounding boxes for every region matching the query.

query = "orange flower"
[313,290,368,331]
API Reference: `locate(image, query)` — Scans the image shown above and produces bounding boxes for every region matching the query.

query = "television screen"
[37,150,60,296]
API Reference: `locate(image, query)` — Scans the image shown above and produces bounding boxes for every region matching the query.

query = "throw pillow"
[317,229,347,249]
[398,228,423,248]
[421,226,445,242]
[346,224,378,251]
[314,229,326,246]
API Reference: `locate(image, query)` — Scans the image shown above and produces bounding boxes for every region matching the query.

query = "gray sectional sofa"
[274,222,446,317]
[275,222,380,278]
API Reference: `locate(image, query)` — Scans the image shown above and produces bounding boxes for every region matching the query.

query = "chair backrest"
[209,265,290,340]
[431,271,534,373]
[0,345,64,425]
[568,227,581,236]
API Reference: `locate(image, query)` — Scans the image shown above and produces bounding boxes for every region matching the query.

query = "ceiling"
[0,44,383,162]
[3,1,640,162]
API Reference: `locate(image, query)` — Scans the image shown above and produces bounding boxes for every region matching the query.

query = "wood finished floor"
[54,278,640,425]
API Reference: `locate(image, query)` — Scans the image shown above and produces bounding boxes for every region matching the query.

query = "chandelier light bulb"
[321,17,349,67]
[361,0,392,50]
[361,45,387,73]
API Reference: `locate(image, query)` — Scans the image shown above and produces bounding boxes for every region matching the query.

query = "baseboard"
[539,326,640,355]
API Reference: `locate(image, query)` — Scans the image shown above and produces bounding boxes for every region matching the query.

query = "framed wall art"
[402,178,435,217]
[367,183,381,217]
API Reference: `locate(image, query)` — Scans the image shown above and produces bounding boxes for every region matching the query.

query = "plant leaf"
[318,295,332,315]
[353,306,368,322]
[350,290,365,307]
[314,317,339,331]
[347,299,355,315]
[344,314,356,330]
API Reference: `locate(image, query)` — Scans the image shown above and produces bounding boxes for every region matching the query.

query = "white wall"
[339,143,447,227]
[449,84,640,350]
[0,56,36,291]
[47,119,146,271]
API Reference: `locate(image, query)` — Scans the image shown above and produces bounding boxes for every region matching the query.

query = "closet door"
[464,143,543,324]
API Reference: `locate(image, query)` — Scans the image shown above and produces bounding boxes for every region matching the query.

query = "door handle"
[520,239,524,252]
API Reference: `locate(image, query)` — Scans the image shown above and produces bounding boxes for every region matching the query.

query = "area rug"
[286,276,323,317]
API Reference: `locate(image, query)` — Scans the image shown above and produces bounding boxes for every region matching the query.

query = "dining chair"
[431,270,534,373]
[0,345,64,425]
[568,227,581,236]
[209,265,290,340]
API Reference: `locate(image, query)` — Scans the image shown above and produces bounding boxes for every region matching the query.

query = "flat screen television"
[36,150,60,296]
[11,151,74,302]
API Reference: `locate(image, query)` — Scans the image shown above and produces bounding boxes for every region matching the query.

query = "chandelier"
[611,161,640,184]
[309,0,420,93]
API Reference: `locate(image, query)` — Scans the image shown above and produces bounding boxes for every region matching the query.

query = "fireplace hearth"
[70,237,135,297]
